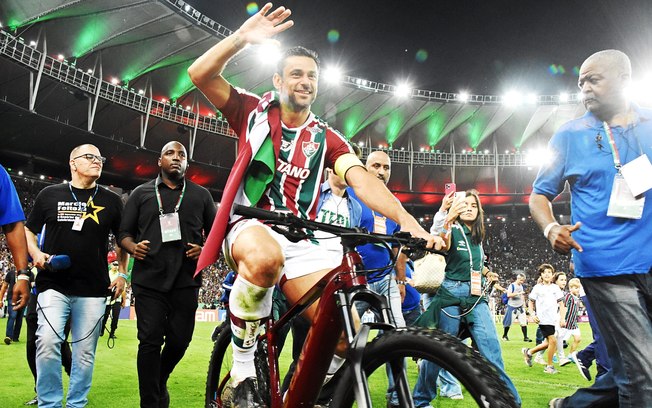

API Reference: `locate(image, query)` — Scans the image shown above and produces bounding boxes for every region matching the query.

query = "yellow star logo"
[82,198,105,224]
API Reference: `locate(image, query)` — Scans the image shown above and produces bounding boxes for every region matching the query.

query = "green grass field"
[0,318,594,407]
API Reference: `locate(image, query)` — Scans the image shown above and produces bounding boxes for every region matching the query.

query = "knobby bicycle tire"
[205,322,271,408]
[330,326,519,407]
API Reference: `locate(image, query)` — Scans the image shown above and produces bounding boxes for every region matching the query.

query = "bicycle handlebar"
[233,204,444,254]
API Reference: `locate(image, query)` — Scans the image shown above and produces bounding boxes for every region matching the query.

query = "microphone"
[595,134,603,150]
[44,255,72,272]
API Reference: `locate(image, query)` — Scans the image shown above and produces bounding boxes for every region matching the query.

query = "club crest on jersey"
[302,141,320,158]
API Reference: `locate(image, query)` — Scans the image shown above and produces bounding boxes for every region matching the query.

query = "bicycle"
[206,204,519,407]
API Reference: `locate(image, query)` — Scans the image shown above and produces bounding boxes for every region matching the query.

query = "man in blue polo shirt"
[531,49,652,408]
[0,164,30,336]
[349,150,407,408]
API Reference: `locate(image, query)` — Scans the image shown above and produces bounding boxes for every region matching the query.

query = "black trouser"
[133,285,198,408]
[101,302,121,336]
[26,293,72,385]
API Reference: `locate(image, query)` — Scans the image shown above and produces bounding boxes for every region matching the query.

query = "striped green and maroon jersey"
[221,87,353,220]
[563,292,580,330]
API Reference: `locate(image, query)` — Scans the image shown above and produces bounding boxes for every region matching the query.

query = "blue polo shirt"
[402,261,420,313]
[0,165,25,226]
[532,106,652,278]
[347,188,401,283]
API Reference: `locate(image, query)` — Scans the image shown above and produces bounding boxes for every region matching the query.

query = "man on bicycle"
[189,3,440,406]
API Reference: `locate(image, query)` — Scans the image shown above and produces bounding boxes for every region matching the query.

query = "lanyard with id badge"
[69,184,99,231]
[603,122,652,219]
[155,177,186,242]
[457,223,485,296]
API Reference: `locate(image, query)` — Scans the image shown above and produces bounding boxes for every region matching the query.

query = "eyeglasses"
[73,153,106,164]
[111,262,119,266]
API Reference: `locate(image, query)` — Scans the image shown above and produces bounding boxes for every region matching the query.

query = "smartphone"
[444,182,456,196]
[454,191,467,200]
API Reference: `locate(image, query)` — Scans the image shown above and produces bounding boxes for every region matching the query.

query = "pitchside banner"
[125,308,227,322]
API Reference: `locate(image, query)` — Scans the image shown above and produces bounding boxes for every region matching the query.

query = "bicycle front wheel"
[331,326,519,407]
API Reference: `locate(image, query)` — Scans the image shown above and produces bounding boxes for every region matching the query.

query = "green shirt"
[444,223,484,281]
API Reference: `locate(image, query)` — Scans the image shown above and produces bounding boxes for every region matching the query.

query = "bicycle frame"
[214,206,422,408]
[261,237,398,408]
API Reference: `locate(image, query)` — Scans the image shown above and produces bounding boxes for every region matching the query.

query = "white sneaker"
[560,357,572,367]
[534,353,546,365]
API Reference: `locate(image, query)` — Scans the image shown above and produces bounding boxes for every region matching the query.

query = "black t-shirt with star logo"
[26,183,123,297]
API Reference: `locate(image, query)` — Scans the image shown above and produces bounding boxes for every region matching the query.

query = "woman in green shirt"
[413,190,521,406]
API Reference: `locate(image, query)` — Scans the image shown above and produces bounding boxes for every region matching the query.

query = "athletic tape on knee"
[229,276,273,350]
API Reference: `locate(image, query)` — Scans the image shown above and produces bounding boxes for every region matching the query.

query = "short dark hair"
[537,263,554,276]
[276,46,320,75]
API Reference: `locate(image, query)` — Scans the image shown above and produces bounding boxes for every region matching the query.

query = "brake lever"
[270,225,309,243]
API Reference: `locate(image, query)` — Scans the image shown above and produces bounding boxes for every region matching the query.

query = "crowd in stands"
[1,172,572,313]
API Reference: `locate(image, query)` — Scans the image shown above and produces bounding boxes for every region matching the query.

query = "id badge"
[607,173,645,219]
[160,212,182,242]
[373,214,387,234]
[72,217,84,231]
[620,154,652,197]
[470,269,482,296]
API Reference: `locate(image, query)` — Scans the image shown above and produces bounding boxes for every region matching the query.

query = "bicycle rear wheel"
[330,326,519,407]
[205,323,271,408]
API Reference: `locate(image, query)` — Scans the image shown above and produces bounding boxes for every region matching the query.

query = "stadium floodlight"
[420,147,425,152]
[484,149,490,154]
[322,66,342,84]
[625,76,652,103]
[394,82,411,98]
[87,69,94,74]
[138,89,144,95]
[525,147,554,167]
[57,54,65,61]
[18,171,23,176]
[357,141,364,147]
[256,44,281,65]
[559,92,570,103]
[110,77,119,85]
[29,40,37,47]
[457,91,469,102]
[503,91,523,107]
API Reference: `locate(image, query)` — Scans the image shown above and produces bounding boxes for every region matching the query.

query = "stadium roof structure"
[0,0,586,211]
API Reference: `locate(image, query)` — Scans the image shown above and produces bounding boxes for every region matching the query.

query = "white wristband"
[543,222,560,239]
[16,274,31,282]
